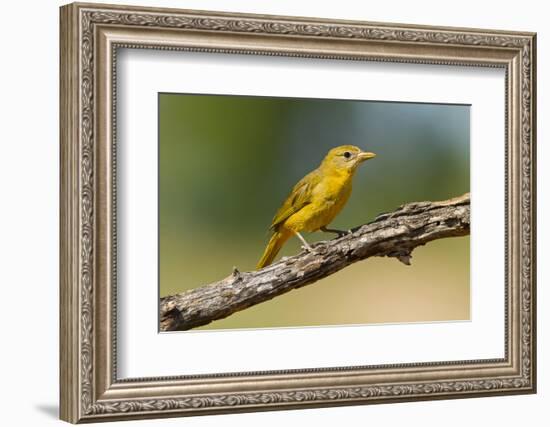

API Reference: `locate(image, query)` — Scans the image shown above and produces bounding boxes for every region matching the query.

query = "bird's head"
[321,145,376,174]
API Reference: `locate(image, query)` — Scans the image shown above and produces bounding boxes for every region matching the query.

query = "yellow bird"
[257,145,376,269]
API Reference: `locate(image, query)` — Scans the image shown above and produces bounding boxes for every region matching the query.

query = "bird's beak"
[357,151,376,162]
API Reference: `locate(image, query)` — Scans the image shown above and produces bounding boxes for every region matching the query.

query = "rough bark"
[160,193,470,331]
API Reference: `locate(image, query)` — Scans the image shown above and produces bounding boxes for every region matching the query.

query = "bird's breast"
[299,175,352,230]
[313,174,353,202]
[282,172,355,233]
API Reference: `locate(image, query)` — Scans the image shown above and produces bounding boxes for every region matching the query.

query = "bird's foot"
[321,226,352,238]
[293,231,313,252]
[301,242,314,252]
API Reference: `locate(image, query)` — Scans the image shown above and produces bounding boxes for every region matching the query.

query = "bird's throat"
[320,163,356,181]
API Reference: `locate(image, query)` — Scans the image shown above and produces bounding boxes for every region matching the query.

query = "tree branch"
[160,193,470,331]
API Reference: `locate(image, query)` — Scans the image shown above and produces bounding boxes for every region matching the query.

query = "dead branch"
[160,193,470,331]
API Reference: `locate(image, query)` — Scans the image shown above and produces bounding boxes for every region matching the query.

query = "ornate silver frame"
[60,2,536,423]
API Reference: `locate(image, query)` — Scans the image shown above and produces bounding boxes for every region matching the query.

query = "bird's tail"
[256,229,291,269]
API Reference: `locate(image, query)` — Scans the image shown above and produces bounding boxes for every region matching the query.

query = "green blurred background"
[159,93,470,330]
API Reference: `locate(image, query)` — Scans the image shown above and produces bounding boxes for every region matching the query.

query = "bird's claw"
[321,226,352,238]
[334,229,352,238]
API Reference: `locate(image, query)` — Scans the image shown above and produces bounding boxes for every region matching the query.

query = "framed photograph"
[60,2,537,423]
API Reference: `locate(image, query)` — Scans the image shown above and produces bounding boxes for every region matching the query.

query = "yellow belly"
[283,177,352,233]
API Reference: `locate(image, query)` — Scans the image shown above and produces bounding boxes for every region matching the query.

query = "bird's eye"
[343,151,351,159]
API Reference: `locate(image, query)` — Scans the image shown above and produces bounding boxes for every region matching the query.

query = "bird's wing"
[269,168,321,231]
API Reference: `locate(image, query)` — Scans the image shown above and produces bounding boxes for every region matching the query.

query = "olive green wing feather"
[269,168,321,231]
